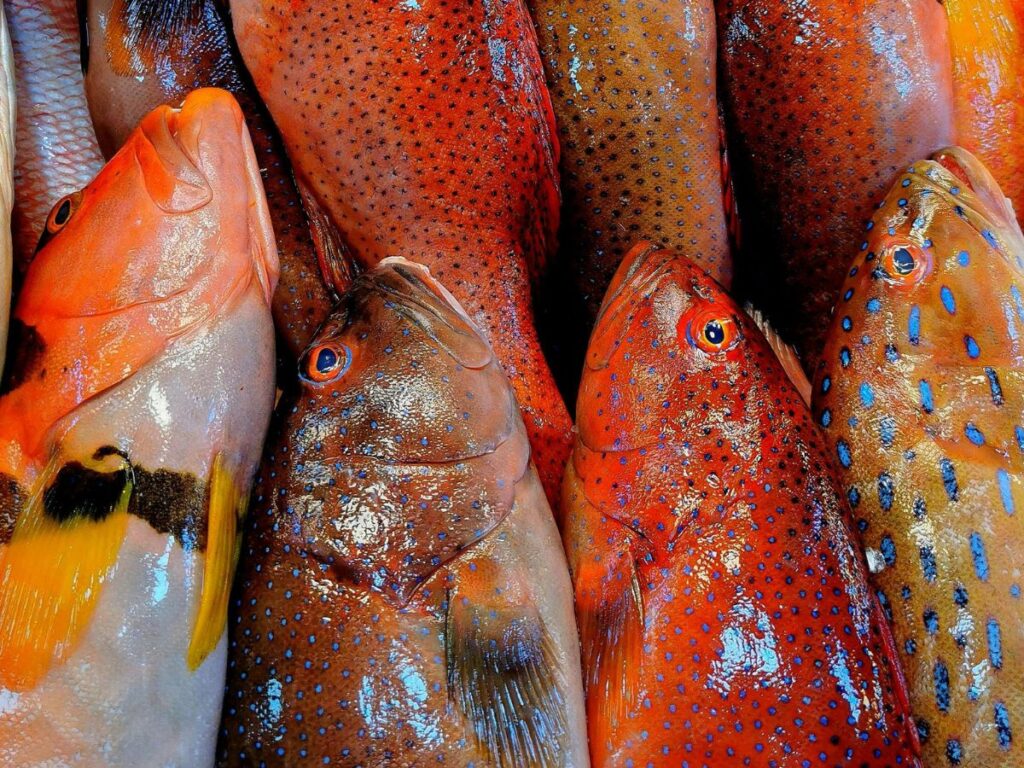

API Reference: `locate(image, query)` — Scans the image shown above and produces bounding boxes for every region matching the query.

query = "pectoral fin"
[297,180,355,298]
[186,454,248,670]
[746,304,812,406]
[0,451,133,691]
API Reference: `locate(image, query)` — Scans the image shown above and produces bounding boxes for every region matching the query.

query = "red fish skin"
[715,0,955,370]
[565,242,921,767]
[228,0,572,507]
[6,0,104,276]
[82,0,334,360]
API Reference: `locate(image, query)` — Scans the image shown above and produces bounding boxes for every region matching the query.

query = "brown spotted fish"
[813,147,1024,767]
[219,259,589,767]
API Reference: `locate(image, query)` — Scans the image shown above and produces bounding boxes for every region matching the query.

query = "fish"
[0,5,14,383]
[0,88,278,767]
[812,146,1024,767]
[715,0,955,369]
[217,258,589,767]
[528,0,732,317]
[228,0,573,507]
[944,0,1024,226]
[5,0,104,275]
[564,241,922,767]
[82,0,335,360]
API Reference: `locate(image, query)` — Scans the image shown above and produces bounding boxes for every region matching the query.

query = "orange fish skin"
[5,0,104,276]
[945,0,1024,228]
[218,259,589,767]
[565,242,921,767]
[82,0,334,360]
[228,0,572,506]
[813,147,1024,767]
[528,0,732,319]
[715,0,955,369]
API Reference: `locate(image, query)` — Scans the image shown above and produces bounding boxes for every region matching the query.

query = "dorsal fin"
[106,0,206,77]
[746,303,812,406]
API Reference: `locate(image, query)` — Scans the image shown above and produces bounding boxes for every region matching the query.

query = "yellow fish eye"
[681,305,741,355]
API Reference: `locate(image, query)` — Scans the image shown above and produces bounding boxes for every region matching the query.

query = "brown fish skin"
[218,259,589,767]
[82,0,334,360]
[5,0,104,275]
[715,0,955,369]
[228,0,573,507]
[528,0,731,320]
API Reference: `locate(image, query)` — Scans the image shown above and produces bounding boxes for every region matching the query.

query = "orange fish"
[944,0,1024,227]
[219,258,589,767]
[715,0,955,368]
[82,0,334,359]
[5,0,104,275]
[0,89,278,766]
[813,147,1024,766]
[564,242,921,767]
[228,0,573,506]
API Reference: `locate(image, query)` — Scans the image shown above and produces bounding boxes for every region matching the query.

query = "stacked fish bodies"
[219,259,589,767]
[0,89,278,767]
[814,147,1024,767]
[0,5,12,382]
[563,243,921,767]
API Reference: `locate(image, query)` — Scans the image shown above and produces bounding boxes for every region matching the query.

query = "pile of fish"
[0,1,1019,767]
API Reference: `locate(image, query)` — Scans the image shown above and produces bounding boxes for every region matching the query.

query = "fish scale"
[814,147,1024,767]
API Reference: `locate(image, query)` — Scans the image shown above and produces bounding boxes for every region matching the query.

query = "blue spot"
[947,739,963,765]
[880,416,896,447]
[920,549,938,582]
[1012,285,1024,324]
[840,347,851,367]
[1016,426,1024,452]
[983,230,999,248]
[859,382,874,407]
[909,305,921,345]
[821,376,831,394]
[820,409,832,427]
[877,473,894,511]
[986,368,1004,406]
[940,459,959,501]
[969,533,989,581]
[840,316,852,332]
[934,661,950,712]
[965,423,985,445]
[885,344,899,362]
[988,618,1003,669]
[879,536,896,566]
[958,250,970,266]
[940,286,956,314]
[919,379,934,413]
[867,298,881,313]
[836,441,852,469]
[847,486,861,508]
[843,288,854,301]
[998,469,1015,515]
[965,336,981,358]
[995,702,1012,749]
[950,186,960,196]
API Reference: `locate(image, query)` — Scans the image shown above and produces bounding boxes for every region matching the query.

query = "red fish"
[82,0,334,359]
[219,258,589,767]
[228,0,572,506]
[564,242,921,767]
[715,0,955,368]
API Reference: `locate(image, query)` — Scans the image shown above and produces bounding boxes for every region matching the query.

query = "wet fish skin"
[565,241,921,767]
[0,5,14,383]
[813,147,1024,767]
[218,259,589,767]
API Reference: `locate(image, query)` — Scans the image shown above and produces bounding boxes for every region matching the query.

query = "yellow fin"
[186,454,247,670]
[745,304,812,406]
[0,457,132,691]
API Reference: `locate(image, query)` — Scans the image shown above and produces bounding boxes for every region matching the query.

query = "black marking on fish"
[0,474,23,544]
[43,457,132,525]
[130,465,208,549]
[1,321,46,394]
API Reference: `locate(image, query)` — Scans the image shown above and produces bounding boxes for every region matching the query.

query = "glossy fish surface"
[5,0,104,275]
[565,242,921,767]
[0,88,278,767]
[83,0,333,360]
[813,147,1024,767]
[0,4,14,383]
[229,0,573,506]
[715,0,955,368]
[219,259,589,767]
[528,0,731,318]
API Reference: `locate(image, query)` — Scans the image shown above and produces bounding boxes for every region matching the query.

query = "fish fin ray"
[719,105,742,254]
[107,0,207,77]
[745,303,812,406]
[296,180,356,299]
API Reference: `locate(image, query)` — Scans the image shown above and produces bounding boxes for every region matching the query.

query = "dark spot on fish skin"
[131,466,209,550]
[933,660,950,712]
[44,460,133,525]
[0,474,23,544]
[1,321,47,394]
[995,702,1012,749]
[946,738,963,764]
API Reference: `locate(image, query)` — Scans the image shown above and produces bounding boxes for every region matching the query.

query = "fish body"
[83,0,333,359]
[813,147,1024,767]
[528,0,731,317]
[0,89,278,767]
[715,0,955,368]
[0,5,13,382]
[564,242,921,767]
[5,0,104,275]
[944,0,1024,226]
[228,0,573,505]
[218,259,589,767]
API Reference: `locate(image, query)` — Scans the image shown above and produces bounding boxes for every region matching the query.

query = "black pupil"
[54,199,72,226]
[892,247,915,275]
[315,347,339,374]
[704,320,725,345]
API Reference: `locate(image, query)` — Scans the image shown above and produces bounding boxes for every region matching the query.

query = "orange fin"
[187,453,248,670]
[445,560,567,767]
[746,304,812,406]
[106,0,206,77]
[296,179,356,299]
[719,104,742,254]
[0,451,133,691]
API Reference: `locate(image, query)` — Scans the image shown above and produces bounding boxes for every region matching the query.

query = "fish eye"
[303,343,352,383]
[683,307,740,355]
[36,192,83,253]
[879,243,930,285]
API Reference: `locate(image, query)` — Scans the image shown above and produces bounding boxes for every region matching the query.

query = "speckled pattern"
[813,147,1024,767]
[218,260,589,767]
[228,0,573,507]
[527,0,731,319]
[563,243,921,767]
[715,0,955,369]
